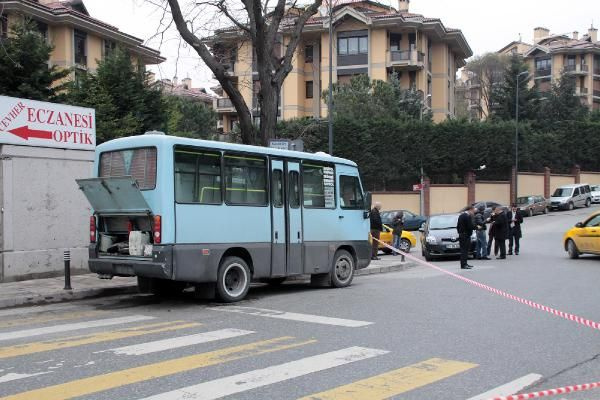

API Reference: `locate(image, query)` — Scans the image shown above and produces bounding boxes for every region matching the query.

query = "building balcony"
[468,78,481,88]
[594,90,600,98]
[387,50,425,70]
[216,98,236,112]
[575,87,589,96]
[594,68,600,76]
[564,64,589,75]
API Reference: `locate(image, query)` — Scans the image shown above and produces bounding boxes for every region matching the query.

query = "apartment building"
[213,0,472,132]
[495,26,600,111]
[0,0,164,78]
[455,69,482,121]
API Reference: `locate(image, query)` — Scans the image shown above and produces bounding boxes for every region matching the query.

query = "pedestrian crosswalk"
[0,306,481,400]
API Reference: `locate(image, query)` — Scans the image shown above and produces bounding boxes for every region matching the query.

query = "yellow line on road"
[1,336,316,400]
[0,310,104,329]
[0,321,200,359]
[298,357,477,400]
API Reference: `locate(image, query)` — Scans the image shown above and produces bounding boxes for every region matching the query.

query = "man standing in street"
[370,202,383,260]
[474,205,490,260]
[492,206,508,259]
[457,205,476,269]
[508,204,524,255]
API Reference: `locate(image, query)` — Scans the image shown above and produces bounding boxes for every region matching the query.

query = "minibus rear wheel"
[216,256,251,302]
[330,249,354,288]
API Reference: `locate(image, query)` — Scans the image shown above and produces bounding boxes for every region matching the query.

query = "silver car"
[591,185,600,204]
[550,184,592,210]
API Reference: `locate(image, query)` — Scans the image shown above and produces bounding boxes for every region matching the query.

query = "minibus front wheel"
[216,256,252,302]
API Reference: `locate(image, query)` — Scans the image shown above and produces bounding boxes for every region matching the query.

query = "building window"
[0,14,7,39]
[338,35,368,55]
[305,45,313,63]
[74,29,87,66]
[35,20,47,40]
[535,57,551,76]
[390,33,402,52]
[306,80,313,99]
[409,71,416,89]
[408,33,416,51]
[103,39,116,59]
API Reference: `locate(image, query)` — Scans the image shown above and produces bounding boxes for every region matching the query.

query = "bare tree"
[466,53,509,119]
[166,0,322,145]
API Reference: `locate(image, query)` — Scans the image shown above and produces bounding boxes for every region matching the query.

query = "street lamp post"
[327,0,334,155]
[514,71,529,203]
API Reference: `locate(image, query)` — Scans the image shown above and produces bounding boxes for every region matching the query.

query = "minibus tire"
[216,256,251,302]
[330,250,354,288]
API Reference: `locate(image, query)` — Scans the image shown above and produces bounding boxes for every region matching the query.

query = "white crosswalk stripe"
[0,315,154,342]
[103,328,255,356]
[208,306,373,327]
[140,346,389,400]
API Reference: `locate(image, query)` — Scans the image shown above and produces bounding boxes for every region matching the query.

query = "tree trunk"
[258,81,280,146]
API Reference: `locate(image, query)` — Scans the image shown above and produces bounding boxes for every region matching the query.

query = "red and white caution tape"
[374,238,600,332]
[488,381,600,399]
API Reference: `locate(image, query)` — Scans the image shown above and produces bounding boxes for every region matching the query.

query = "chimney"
[397,0,409,12]
[182,77,192,90]
[573,31,579,40]
[534,27,550,43]
[589,26,598,42]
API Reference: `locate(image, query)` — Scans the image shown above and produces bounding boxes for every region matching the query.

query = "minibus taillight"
[153,215,162,244]
[90,216,96,243]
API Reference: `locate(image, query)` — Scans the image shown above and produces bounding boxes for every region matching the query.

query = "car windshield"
[429,215,459,230]
[516,196,531,204]
[380,211,396,224]
[553,188,573,197]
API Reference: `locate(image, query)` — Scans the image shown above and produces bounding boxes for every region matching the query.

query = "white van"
[550,184,592,210]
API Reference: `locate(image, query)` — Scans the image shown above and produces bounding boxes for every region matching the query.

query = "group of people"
[458,204,524,269]
[369,202,405,260]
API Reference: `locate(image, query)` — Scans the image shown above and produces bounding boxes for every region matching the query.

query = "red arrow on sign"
[7,125,52,141]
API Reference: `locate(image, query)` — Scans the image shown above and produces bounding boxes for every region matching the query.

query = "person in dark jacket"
[391,212,404,256]
[492,206,508,259]
[457,205,476,269]
[474,206,490,260]
[508,204,524,255]
[487,213,497,256]
[370,202,383,260]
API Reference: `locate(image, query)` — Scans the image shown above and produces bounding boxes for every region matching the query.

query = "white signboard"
[0,95,96,150]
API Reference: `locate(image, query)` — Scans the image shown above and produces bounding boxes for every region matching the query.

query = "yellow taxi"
[563,212,600,258]
[370,224,417,254]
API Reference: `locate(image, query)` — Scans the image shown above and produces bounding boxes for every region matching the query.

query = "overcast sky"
[84,0,600,90]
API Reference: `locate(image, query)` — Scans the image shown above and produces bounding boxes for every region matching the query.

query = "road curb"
[0,285,139,310]
[355,261,416,276]
[0,261,416,310]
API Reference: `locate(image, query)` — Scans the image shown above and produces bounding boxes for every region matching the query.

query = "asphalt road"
[1,205,599,400]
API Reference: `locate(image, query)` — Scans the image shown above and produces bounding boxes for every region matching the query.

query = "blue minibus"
[77,132,371,302]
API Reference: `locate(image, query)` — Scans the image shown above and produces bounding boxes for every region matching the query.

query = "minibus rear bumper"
[88,244,173,279]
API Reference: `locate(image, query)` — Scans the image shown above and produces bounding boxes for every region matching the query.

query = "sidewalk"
[0,256,415,310]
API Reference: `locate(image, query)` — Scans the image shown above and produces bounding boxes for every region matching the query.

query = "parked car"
[369,225,417,254]
[516,195,549,217]
[462,201,505,220]
[591,185,600,204]
[420,213,476,261]
[549,184,592,211]
[563,211,600,258]
[380,210,427,231]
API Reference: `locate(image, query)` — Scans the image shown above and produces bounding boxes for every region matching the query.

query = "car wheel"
[568,202,574,211]
[399,238,411,253]
[586,198,591,208]
[330,250,354,288]
[567,240,580,259]
[216,256,251,302]
[528,208,534,217]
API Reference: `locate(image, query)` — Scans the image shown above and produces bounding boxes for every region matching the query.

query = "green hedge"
[277,118,600,191]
